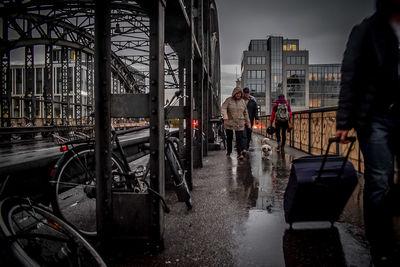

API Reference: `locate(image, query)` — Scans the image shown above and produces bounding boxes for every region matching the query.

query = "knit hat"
[243,87,250,93]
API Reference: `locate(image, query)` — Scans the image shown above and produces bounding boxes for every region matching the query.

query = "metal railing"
[254,107,364,173]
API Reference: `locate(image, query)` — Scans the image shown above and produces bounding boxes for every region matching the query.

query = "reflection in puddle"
[234,210,286,267]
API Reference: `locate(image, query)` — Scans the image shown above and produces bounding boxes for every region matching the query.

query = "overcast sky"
[215,0,375,99]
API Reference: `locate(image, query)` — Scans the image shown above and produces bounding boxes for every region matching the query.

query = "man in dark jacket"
[242,87,259,151]
[336,0,400,265]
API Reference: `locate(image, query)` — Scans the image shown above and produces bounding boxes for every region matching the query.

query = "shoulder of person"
[350,13,375,37]
[249,96,257,103]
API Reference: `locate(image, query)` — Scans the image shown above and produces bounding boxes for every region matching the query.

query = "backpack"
[275,103,289,122]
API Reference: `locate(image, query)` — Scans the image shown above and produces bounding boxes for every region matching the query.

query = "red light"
[192,120,198,127]
[60,146,68,152]
[50,169,55,177]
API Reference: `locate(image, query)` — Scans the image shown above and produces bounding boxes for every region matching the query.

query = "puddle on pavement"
[228,140,371,266]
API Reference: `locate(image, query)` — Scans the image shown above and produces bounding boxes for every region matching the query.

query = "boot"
[277,141,281,152]
[281,144,285,152]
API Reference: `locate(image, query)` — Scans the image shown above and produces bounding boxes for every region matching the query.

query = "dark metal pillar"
[203,75,209,156]
[74,50,82,125]
[185,0,194,190]
[149,0,166,246]
[1,18,11,128]
[44,43,53,125]
[95,1,113,247]
[193,58,203,168]
[24,23,35,125]
[61,46,69,125]
[87,53,94,124]
[178,58,185,158]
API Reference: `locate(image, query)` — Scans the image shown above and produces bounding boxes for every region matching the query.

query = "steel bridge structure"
[0,0,221,248]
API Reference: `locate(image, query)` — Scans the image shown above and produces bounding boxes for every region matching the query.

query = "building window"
[36,68,43,94]
[247,70,265,79]
[68,67,73,94]
[247,56,266,65]
[286,70,305,107]
[15,68,23,94]
[53,50,60,62]
[56,67,62,94]
[283,44,297,51]
[286,56,306,65]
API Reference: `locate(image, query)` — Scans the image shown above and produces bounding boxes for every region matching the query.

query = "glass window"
[56,67,62,94]
[68,67,73,93]
[16,68,23,94]
[36,68,43,94]
[54,96,61,118]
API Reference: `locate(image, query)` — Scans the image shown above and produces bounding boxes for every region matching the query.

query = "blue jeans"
[358,116,400,256]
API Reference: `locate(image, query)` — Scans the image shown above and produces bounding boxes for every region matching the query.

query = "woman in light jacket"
[221,86,250,160]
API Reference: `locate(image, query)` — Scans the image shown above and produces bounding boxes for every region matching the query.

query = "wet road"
[110,135,372,267]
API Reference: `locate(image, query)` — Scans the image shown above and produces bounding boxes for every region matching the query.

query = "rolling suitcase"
[284,137,358,226]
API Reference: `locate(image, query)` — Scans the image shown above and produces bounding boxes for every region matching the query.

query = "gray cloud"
[216,0,374,65]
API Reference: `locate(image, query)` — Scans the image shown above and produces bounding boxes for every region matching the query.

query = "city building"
[309,64,341,109]
[241,36,309,114]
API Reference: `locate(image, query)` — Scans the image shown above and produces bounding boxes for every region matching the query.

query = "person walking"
[270,94,292,152]
[242,87,259,152]
[221,86,250,160]
[335,0,400,265]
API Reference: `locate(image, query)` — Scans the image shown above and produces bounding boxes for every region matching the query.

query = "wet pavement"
[109,134,374,267]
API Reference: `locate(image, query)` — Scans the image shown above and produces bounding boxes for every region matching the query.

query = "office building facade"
[309,64,341,109]
[241,37,309,114]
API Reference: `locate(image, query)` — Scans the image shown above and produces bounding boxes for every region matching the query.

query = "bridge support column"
[94,0,113,249]
[148,0,166,248]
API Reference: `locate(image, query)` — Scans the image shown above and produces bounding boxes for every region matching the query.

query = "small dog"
[261,137,270,146]
[261,138,272,160]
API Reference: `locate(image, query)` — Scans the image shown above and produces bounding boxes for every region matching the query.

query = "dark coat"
[246,96,259,127]
[336,12,400,131]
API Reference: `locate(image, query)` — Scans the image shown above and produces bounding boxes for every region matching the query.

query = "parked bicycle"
[209,115,226,150]
[50,90,191,236]
[0,175,106,266]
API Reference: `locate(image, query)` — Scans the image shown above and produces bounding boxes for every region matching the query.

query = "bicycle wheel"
[219,124,227,150]
[51,144,127,236]
[165,140,192,210]
[0,197,106,267]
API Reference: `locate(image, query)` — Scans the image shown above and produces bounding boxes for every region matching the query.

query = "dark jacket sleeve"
[253,99,259,120]
[336,23,367,130]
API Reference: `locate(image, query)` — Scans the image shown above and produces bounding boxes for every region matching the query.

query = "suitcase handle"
[316,136,356,180]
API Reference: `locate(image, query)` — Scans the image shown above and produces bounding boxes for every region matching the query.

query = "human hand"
[223,115,228,120]
[335,129,350,144]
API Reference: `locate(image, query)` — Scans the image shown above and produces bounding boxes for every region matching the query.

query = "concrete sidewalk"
[110,134,372,266]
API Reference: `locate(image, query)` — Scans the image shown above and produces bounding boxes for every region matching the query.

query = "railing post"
[308,112,311,154]
[321,111,324,155]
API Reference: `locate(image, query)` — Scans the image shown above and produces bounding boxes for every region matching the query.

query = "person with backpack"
[270,94,292,152]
